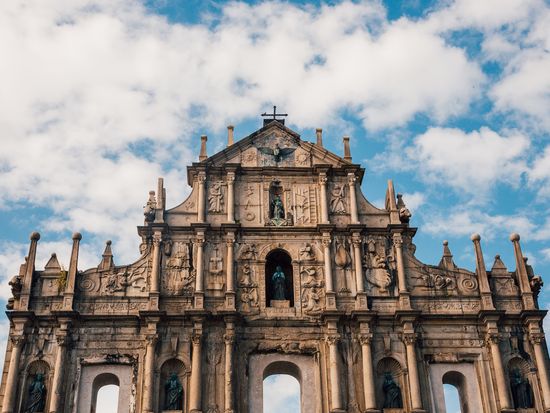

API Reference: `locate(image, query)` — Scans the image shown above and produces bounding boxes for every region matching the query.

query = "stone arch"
[442,371,468,413]
[508,357,534,409]
[376,357,405,410]
[265,248,294,307]
[158,358,188,411]
[20,360,50,413]
[248,353,319,413]
[91,373,119,413]
[76,364,133,413]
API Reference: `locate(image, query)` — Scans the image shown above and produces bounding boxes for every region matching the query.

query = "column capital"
[56,334,69,346]
[145,334,159,346]
[224,333,235,345]
[325,334,340,346]
[9,334,25,347]
[226,172,235,183]
[225,233,236,245]
[392,232,403,246]
[351,234,362,245]
[197,172,207,182]
[195,235,205,245]
[322,236,332,247]
[152,233,162,246]
[529,332,545,345]
[485,332,502,346]
[402,332,418,345]
[192,334,202,346]
[318,173,328,185]
[347,172,357,185]
[358,333,373,345]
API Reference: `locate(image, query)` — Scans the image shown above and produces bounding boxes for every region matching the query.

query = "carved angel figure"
[208,182,223,212]
[330,184,346,213]
[258,143,296,164]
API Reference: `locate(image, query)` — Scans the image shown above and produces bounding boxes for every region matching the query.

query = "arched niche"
[442,371,468,413]
[91,373,120,413]
[159,358,187,412]
[265,249,294,307]
[21,360,50,413]
[376,357,405,411]
[508,357,534,409]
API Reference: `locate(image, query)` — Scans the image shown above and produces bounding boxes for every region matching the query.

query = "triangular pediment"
[203,121,352,169]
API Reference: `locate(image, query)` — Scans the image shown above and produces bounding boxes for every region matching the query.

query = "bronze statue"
[272,265,286,300]
[270,194,285,220]
[25,373,46,413]
[164,372,183,410]
[511,368,533,408]
[383,372,403,408]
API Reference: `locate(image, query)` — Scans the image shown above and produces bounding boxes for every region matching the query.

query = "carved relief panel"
[363,236,396,296]
[161,241,195,296]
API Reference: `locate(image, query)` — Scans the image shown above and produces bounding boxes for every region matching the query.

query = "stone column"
[227,172,235,223]
[352,234,367,309]
[2,335,25,413]
[327,335,343,412]
[347,173,359,224]
[359,334,377,411]
[530,333,550,411]
[194,234,205,309]
[149,232,161,309]
[224,332,235,413]
[486,332,513,411]
[19,231,40,311]
[393,233,411,309]
[189,333,203,413]
[225,233,236,309]
[403,333,423,411]
[322,235,336,309]
[197,172,206,223]
[142,334,158,413]
[63,232,81,311]
[49,333,68,413]
[319,173,329,224]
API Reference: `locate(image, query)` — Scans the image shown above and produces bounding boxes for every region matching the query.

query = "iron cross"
[261,105,288,120]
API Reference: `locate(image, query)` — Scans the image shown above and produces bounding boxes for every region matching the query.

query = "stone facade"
[0,119,549,413]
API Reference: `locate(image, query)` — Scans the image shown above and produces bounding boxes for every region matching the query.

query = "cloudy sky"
[0,0,549,412]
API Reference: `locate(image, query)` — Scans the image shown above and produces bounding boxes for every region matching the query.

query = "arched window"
[91,373,120,413]
[265,249,294,306]
[442,371,468,413]
[263,361,301,413]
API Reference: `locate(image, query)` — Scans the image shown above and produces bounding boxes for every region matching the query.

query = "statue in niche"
[271,194,285,219]
[382,372,403,408]
[143,190,156,222]
[208,182,224,212]
[511,368,533,408]
[267,181,292,226]
[25,374,46,413]
[272,265,286,300]
[164,373,183,410]
[330,184,346,213]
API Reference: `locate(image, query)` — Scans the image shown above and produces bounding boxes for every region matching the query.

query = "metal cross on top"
[261,105,288,125]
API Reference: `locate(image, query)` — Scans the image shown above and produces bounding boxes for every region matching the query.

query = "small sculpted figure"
[271,194,285,219]
[330,184,346,213]
[164,372,183,410]
[272,265,286,300]
[383,372,403,409]
[511,368,533,409]
[25,373,46,413]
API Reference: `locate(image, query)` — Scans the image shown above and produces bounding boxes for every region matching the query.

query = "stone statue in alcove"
[25,373,46,413]
[511,368,533,408]
[270,194,285,220]
[164,372,183,410]
[382,372,403,408]
[272,265,286,300]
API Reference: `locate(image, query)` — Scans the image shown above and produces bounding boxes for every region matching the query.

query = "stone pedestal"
[270,300,290,308]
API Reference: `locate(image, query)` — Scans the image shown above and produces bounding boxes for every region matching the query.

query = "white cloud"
[401,192,426,213]
[263,374,300,413]
[406,127,528,197]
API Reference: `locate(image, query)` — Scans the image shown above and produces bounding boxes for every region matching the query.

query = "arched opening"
[91,373,120,413]
[265,249,294,307]
[376,357,404,410]
[263,361,301,413]
[22,360,50,413]
[442,371,468,413]
[508,357,534,409]
[160,358,186,411]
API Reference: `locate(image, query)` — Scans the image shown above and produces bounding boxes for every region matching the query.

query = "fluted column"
[189,333,203,412]
[530,333,550,411]
[2,335,25,413]
[393,233,411,309]
[49,331,68,413]
[319,173,329,223]
[224,332,235,413]
[486,332,513,411]
[322,234,336,309]
[403,333,423,411]
[227,172,235,223]
[197,172,206,223]
[142,334,158,413]
[225,233,236,309]
[359,333,377,411]
[149,232,161,310]
[327,335,343,411]
[348,173,359,224]
[194,234,205,309]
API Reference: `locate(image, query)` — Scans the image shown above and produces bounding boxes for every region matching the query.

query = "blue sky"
[0,0,549,412]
